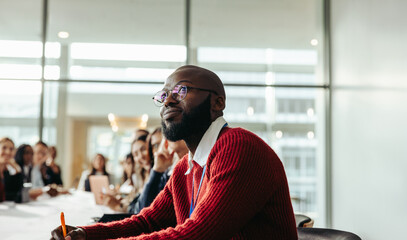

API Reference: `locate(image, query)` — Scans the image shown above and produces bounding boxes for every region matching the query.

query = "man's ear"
[213,96,225,111]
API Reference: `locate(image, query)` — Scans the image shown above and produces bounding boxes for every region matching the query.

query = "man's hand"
[50,225,86,240]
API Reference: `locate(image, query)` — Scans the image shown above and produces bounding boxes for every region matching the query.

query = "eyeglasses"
[152,84,217,107]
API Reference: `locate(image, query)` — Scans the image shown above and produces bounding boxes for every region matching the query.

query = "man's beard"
[162,95,212,142]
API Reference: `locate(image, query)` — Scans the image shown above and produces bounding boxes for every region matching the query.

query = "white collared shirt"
[185,116,227,175]
[31,165,45,188]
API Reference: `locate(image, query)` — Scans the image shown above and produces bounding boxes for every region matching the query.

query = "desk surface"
[0,191,114,240]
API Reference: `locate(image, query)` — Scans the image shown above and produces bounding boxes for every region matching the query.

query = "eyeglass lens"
[154,85,187,105]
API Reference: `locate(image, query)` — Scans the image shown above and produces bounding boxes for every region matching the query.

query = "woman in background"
[15,144,34,184]
[29,141,59,199]
[128,127,189,214]
[0,137,23,202]
[42,146,63,186]
[119,153,136,195]
[81,153,110,192]
[132,134,154,194]
[102,134,153,212]
[146,127,162,166]
[31,141,49,188]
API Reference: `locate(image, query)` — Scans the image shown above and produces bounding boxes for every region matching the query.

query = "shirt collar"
[185,116,227,175]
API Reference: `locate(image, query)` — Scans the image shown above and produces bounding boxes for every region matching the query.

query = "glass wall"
[0,0,327,226]
[191,0,326,224]
[0,0,43,146]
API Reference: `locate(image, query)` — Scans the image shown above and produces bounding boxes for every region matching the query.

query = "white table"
[0,191,114,240]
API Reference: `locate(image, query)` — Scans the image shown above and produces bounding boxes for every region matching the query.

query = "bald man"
[51,65,297,240]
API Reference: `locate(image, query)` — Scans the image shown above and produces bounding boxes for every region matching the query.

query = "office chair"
[295,213,314,228]
[297,227,362,240]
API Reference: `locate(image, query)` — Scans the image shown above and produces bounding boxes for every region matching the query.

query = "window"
[0,0,327,226]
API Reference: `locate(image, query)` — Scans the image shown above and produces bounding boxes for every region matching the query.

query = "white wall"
[331,1,407,239]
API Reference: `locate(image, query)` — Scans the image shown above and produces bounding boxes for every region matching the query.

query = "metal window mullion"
[39,0,48,141]
[0,77,329,89]
[185,0,191,65]
[323,0,333,228]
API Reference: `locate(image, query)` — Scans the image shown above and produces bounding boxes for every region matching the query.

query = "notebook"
[89,175,109,205]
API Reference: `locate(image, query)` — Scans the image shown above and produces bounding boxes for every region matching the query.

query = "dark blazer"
[3,170,24,202]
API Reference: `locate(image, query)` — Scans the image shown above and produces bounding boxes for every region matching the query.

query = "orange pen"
[60,212,67,238]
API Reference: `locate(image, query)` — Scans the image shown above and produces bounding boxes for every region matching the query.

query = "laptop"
[89,175,109,205]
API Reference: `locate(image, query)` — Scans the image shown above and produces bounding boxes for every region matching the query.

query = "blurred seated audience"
[129,134,188,214]
[42,146,63,186]
[77,153,110,192]
[102,134,152,212]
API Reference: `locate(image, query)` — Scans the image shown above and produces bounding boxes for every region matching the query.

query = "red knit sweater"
[82,127,298,239]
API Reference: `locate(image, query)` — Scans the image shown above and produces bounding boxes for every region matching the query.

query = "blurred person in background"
[15,144,33,183]
[133,129,149,142]
[100,128,188,219]
[129,135,188,214]
[147,127,163,161]
[14,144,34,202]
[42,146,63,186]
[119,153,136,195]
[132,134,153,192]
[78,153,110,192]
[0,137,23,202]
[102,134,152,212]
[30,141,59,199]
[125,127,162,213]
[32,141,48,189]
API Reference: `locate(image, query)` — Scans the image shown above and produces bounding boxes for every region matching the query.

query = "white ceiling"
[0,0,322,49]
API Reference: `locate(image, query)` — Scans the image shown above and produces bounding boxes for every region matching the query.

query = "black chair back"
[295,213,313,227]
[298,227,362,240]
